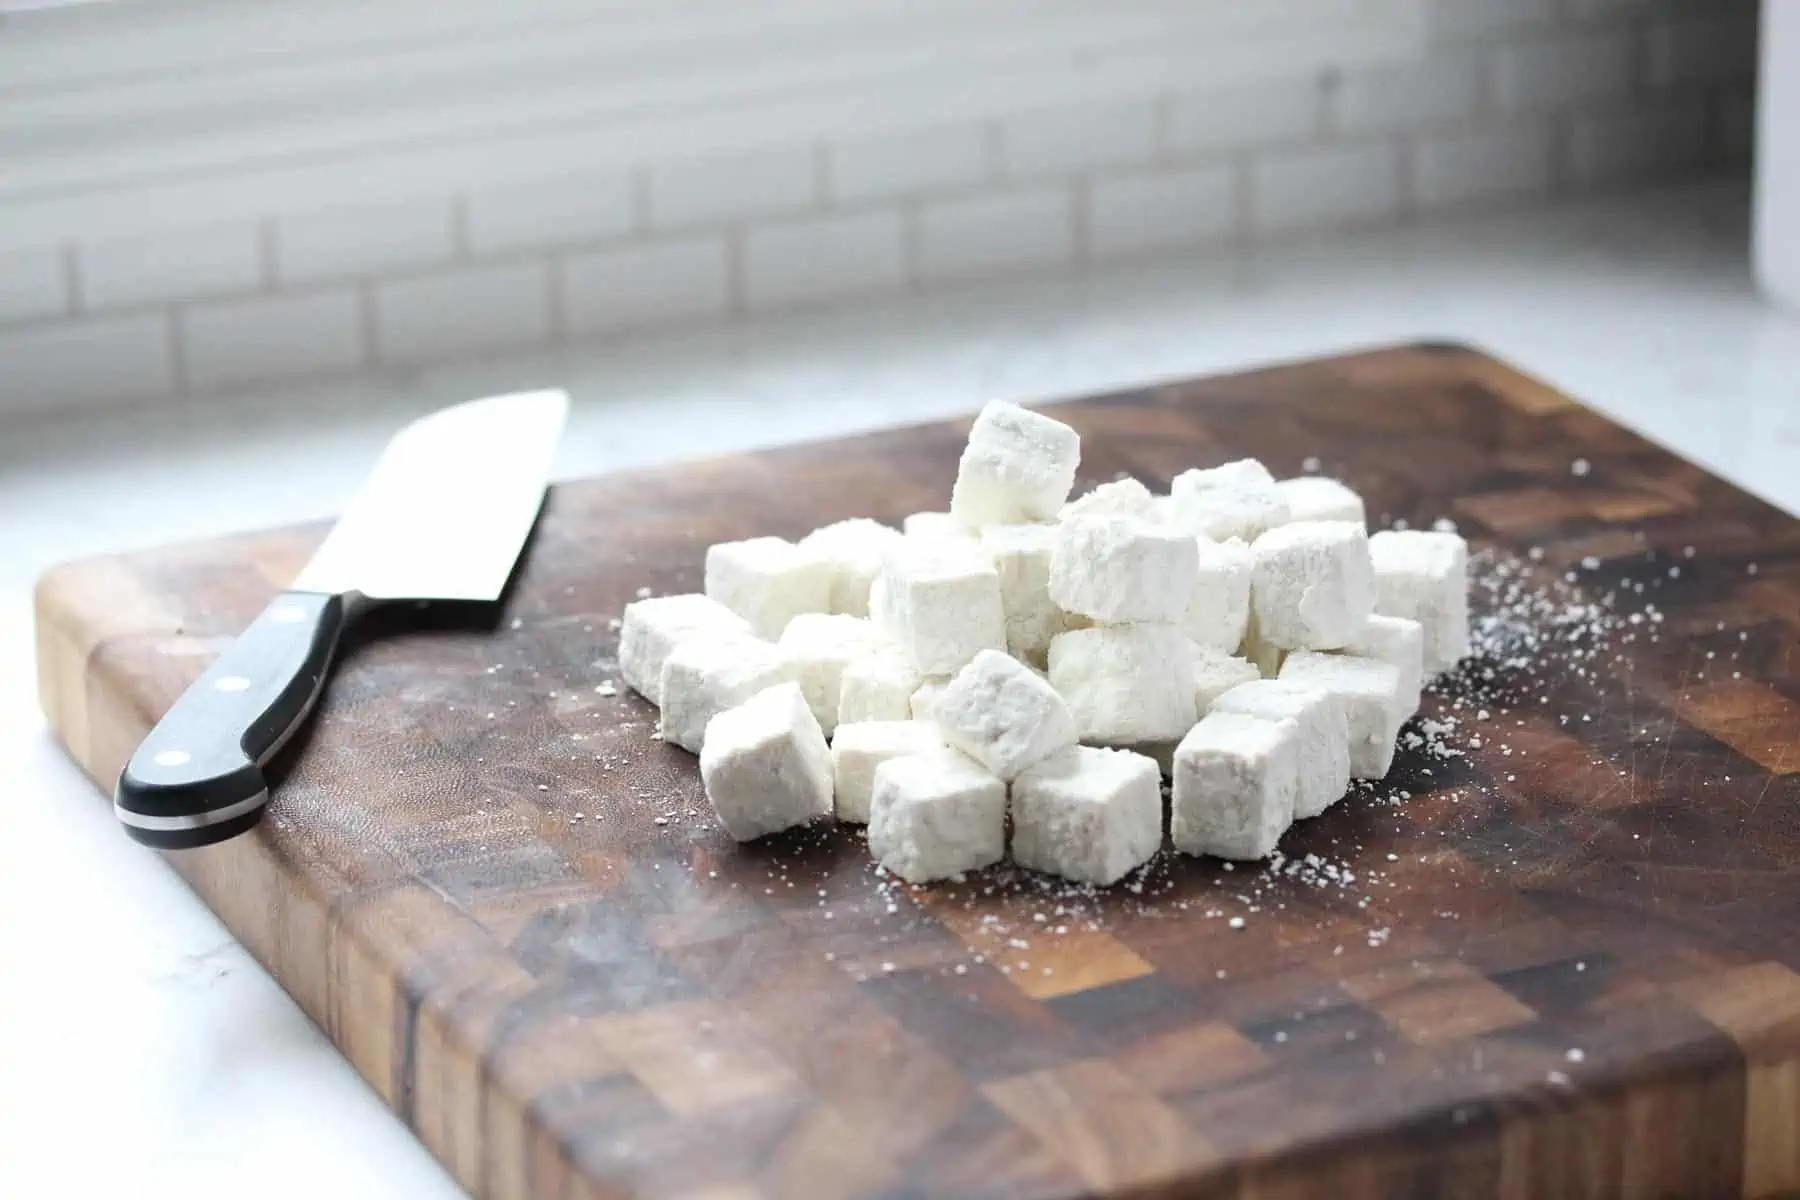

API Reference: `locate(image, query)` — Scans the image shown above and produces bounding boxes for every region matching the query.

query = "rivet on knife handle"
[114,590,349,850]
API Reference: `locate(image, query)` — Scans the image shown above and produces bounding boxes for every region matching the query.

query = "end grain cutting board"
[34,345,1800,1199]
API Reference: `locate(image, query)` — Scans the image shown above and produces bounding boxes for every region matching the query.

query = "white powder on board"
[562,490,1748,981]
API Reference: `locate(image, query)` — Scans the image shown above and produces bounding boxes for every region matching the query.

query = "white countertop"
[1,180,1794,1198]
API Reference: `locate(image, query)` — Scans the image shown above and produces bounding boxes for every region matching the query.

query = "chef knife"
[114,389,569,850]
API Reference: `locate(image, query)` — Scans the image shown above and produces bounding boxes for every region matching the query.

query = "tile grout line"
[901,197,924,291]
[61,244,84,317]
[357,280,380,368]
[813,143,834,208]
[1152,93,1175,165]
[724,225,747,318]
[1232,153,1256,250]
[451,196,473,261]
[1071,177,1093,271]
[1317,67,1342,143]
[166,307,190,398]
[256,218,280,291]
[1395,134,1420,224]
[983,119,1008,184]
[546,253,568,346]
[630,169,654,237]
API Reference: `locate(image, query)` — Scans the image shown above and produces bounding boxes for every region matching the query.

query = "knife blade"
[114,389,568,850]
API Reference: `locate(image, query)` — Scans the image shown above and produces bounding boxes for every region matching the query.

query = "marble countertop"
[1,180,1793,1198]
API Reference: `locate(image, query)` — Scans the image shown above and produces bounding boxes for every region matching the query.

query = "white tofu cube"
[1183,536,1253,652]
[903,511,974,541]
[1049,515,1199,625]
[932,649,1077,781]
[1169,459,1291,542]
[1211,679,1350,819]
[868,569,897,636]
[1171,712,1298,861]
[1059,477,1155,523]
[1250,520,1375,650]
[910,677,950,723]
[1192,643,1262,711]
[659,636,797,754]
[1342,614,1424,717]
[1369,530,1470,674]
[618,593,752,706]
[777,613,888,736]
[907,676,950,723]
[1275,477,1366,526]
[881,539,1007,676]
[1012,746,1163,885]
[699,683,833,841]
[830,720,944,823]
[1048,624,1197,744]
[949,400,1081,528]
[867,751,1007,882]
[704,536,832,639]
[980,523,1072,668]
[799,518,906,616]
[838,645,923,725]
[1279,651,1405,779]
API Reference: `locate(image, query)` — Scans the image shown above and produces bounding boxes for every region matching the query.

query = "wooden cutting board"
[35,345,1800,1199]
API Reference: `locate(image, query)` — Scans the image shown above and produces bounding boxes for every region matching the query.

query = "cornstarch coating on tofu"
[621,405,1475,890]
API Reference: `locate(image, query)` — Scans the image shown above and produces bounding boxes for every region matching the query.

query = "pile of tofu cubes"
[619,402,1470,887]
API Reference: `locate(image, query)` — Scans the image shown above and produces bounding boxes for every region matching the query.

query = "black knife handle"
[115,589,350,850]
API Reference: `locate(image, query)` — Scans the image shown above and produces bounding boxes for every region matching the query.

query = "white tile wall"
[82,223,261,311]
[1491,30,1636,113]
[1568,104,1708,187]
[0,315,173,415]
[1000,101,1158,179]
[276,199,456,285]
[916,188,1075,283]
[1088,166,1237,259]
[648,149,816,231]
[0,250,66,324]
[375,261,551,365]
[562,236,729,336]
[1252,143,1402,235]
[181,289,362,393]
[1166,77,1322,155]
[0,0,1755,418]
[465,173,635,256]
[743,210,906,310]
[1644,13,1761,89]
[1563,0,1650,13]
[829,125,989,203]
[1429,0,1554,41]
[1415,124,1555,209]
[1334,54,1485,133]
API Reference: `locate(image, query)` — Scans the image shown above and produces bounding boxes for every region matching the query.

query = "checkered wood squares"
[35,345,1800,1198]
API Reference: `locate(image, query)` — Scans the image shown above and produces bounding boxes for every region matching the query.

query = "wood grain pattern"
[34,344,1800,1198]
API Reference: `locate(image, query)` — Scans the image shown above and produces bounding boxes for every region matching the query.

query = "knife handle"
[115,590,350,850]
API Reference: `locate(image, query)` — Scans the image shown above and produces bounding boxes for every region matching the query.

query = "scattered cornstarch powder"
[570,398,1740,977]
